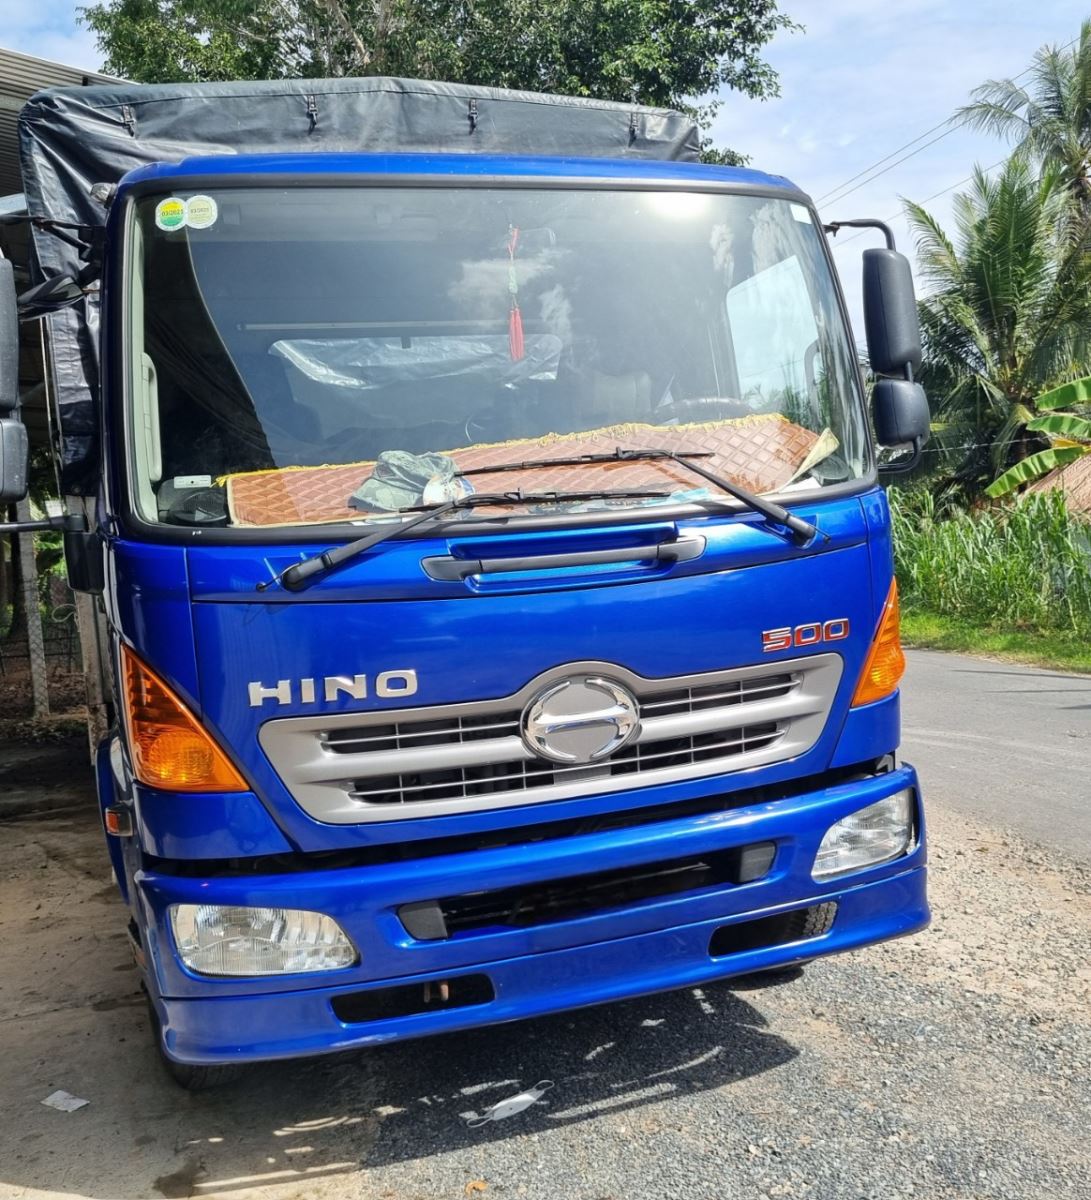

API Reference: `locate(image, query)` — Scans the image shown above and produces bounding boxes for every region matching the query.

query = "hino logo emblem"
[522,675,640,765]
[247,670,418,708]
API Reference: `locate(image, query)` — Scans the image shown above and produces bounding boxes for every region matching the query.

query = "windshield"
[126,184,870,529]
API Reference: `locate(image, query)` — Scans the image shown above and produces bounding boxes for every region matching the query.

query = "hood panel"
[184,497,882,849]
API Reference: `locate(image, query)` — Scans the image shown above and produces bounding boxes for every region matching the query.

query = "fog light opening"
[812,789,916,881]
[169,904,357,977]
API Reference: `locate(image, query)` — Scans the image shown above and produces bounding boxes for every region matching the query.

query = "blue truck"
[1,78,930,1088]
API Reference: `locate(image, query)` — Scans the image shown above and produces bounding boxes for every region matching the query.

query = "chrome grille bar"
[348,723,786,803]
[258,654,843,824]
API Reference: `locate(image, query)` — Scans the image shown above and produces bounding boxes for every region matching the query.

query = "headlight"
[812,789,916,880]
[170,904,357,976]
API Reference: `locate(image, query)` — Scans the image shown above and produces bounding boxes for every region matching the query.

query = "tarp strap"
[121,105,136,136]
[306,94,319,131]
[468,98,479,133]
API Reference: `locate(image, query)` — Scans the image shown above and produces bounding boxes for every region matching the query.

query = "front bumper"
[139,765,928,1064]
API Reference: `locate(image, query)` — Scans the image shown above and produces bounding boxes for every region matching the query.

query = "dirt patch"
[0,731,96,821]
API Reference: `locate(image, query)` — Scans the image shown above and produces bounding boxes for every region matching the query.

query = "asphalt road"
[901,649,1091,859]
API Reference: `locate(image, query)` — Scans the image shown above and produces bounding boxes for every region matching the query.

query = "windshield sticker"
[185,195,219,230]
[791,203,812,224]
[154,197,187,231]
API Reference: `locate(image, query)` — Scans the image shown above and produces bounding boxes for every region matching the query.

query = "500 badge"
[762,619,849,653]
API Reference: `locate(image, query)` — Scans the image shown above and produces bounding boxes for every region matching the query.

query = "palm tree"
[905,154,1091,495]
[956,21,1091,206]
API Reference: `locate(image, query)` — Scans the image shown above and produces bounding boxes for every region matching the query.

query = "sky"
[4,0,1090,333]
[710,0,1091,330]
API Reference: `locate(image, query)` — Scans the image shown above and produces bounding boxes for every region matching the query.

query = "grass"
[901,608,1091,674]
[888,486,1091,673]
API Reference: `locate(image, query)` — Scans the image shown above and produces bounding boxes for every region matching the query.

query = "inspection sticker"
[154,197,187,231]
[185,194,218,229]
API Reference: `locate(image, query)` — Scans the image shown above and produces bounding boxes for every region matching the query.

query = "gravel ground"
[0,798,1088,1200]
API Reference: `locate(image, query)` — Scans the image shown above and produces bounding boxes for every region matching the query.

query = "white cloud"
[0,2,103,71]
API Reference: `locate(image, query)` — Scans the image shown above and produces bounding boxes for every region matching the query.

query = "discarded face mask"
[465,1080,554,1127]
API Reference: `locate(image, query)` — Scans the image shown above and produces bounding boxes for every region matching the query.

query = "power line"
[817,35,1078,210]
[828,154,1009,252]
[816,119,953,204]
[821,129,967,209]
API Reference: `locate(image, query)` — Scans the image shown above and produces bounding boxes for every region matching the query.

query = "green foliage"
[1036,373,1091,411]
[985,373,1091,496]
[900,609,1091,673]
[79,1,796,157]
[985,444,1089,497]
[1028,411,1091,439]
[889,488,1091,639]
[956,20,1091,205]
[905,154,1091,500]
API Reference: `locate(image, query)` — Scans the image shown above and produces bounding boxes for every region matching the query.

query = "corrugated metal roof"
[1029,452,1091,515]
[0,45,122,196]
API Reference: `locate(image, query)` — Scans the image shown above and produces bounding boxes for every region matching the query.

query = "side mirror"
[0,258,16,410]
[873,378,930,447]
[862,248,922,376]
[0,258,28,502]
[0,417,29,500]
[17,271,85,320]
[873,378,929,473]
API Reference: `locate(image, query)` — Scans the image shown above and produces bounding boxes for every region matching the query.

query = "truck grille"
[347,722,783,805]
[259,654,843,824]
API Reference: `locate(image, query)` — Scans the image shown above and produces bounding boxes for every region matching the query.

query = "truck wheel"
[732,903,837,988]
[145,994,244,1090]
[162,1058,245,1092]
[732,963,807,989]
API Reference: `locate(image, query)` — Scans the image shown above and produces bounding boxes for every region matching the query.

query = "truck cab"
[4,85,931,1087]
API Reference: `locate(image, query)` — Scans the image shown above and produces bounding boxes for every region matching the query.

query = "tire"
[792,901,838,939]
[145,994,244,1091]
[730,963,806,990]
[162,1058,245,1092]
[730,903,837,989]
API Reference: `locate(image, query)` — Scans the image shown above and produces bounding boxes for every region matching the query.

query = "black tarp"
[17,76,699,493]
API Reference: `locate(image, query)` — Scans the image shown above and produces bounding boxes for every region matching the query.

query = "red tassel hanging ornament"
[509,305,525,362]
[507,224,525,362]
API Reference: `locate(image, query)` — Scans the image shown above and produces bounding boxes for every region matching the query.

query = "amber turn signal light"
[851,579,906,707]
[121,646,247,792]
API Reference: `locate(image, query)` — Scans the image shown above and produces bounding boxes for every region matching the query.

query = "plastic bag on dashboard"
[270,334,562,390]
[349,449,470,512]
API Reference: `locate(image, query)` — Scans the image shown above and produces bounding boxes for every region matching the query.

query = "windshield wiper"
[256,488,672,592]
[457,449,714,475]
[461,446,823,545]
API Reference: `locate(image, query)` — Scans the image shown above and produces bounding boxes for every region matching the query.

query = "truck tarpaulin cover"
[18,76,699,493]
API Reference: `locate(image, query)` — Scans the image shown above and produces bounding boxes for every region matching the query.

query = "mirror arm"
[0,512,85,535]
[824,218,898,251]
[0,213,99,252]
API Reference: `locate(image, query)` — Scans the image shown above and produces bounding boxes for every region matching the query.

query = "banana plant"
[986,375,1091,497]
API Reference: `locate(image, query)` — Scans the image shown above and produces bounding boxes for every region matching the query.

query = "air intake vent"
[399,841,778,939]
